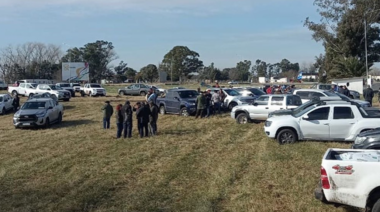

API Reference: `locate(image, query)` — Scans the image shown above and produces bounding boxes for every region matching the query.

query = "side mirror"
[48,106,53,109]
[47,88,51,91]
[302,115,309,120]
[253,102,258,106]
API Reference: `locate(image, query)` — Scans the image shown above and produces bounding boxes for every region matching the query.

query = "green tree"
[114,61,128,82]
[236,60,251,81]
[140,64,159,83]
[125,67,137,79]
[252,60,267,77]
[62,40,118,82]
[162,46,203,82]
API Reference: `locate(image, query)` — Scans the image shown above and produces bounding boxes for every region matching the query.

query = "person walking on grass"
[136,102,150,138]
[195,91,206,118]
[102,101,113,129]
[115,104,124,138]
[205,90,212,117]
[12,94,20,112]
[364,85,374,106]
[123,101,133,138]
[149,100,159,135]
[212,90,221,114]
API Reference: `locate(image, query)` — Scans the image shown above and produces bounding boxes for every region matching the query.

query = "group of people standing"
[195,89,225,118]
[101,98,159,139]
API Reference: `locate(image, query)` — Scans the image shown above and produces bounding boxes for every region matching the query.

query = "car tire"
[160,106,166,115]
[277,129,297,145]
[236,113,249,124]
[71,92,75,97]
[1,108,5,115]
[29,93,34,98]
[180,107,189,116]
[119,91,125,96]
[63,98,70,102]
[45,118,50,128]
[372,197,380,212]
[140,91,146,96]
[57,113,62,124]
[228,102,238,110]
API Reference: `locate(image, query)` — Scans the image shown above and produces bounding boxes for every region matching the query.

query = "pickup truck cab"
[315,148,380,211]
[157,89,198,116]
[81,83,106,97]
[8,83,38,96]
[70,83,82,93]
[35,84,71,101]
[231,94,302,124]
[0,94,14,114]
[264,102,380,144]
[118,83,150,96]
[56,83,75,97]
[13,98,63,128]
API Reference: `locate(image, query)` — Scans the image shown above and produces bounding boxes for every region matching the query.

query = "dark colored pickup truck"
[157,89,198,116]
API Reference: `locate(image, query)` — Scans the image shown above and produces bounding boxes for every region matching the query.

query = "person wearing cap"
[149,100,159,135]
[101,101,114,129]
[123,100,133,138]
[115,104,124,138]
[364,85,374,106]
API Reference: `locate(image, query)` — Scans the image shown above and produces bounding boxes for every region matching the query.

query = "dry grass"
[0,87,365,212]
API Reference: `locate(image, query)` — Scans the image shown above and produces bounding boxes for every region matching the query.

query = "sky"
[0,0,326,71]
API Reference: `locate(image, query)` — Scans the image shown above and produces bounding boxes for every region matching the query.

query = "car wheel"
[12,91,18,96]
[119,91,125,96]
[57,113,62,124]
[71,92,75,97]
[228,102,238,110]
[80,91,85,97]
[63,98,70,102]
[45,118,50,128]
[180,107,189,116]
[29,93,34,98]
[160,106,166,115]
[236,113,249,124]
[89,92,93,97]
[1,108,5,115]
[140,91,146,96]
[277,129,296,145]
[372,196,380,212]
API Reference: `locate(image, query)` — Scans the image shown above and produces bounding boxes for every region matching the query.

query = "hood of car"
[267,114,295,122]
[270,109,293,116]
[17,109,46,115]
[358,128,380,137]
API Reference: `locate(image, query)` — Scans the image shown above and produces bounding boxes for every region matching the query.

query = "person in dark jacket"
[195,92,206,118]
[115,104,124,138]
[102,101,113,129]
[123,101,133,138]
[149,100,159,136]
[378,88,380,103]
[364,85,374,106]
[136,102,151,138]
[12,94,20,112]
[342,85,350,97]
[205,90,212,117]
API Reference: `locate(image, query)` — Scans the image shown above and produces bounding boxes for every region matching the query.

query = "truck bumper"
[314,187,325,201]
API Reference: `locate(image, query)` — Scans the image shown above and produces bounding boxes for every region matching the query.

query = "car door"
[250,96,269,120]
[269,96,284,114]
[19,83,26,95]
[329,106,357,140]
[299,106,331,140]
[133,84,141,95]
[165,92,174,113]
[5,94,12,110]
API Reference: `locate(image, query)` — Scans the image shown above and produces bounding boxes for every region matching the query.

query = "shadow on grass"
[54,119,95,128]
[161,129,198,135]
[63,105,76,110]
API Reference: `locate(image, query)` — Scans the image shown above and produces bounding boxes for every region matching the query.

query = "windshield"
[90,84,101,88]
[293,104,317,118]
[323,91,337,97]
[224,89,241,96]
[178,90,198,98]
[0,97,3,102]
[59,83,70,87]
[49,85,62,90]
[249,88,265,95]
[21,102,46,109]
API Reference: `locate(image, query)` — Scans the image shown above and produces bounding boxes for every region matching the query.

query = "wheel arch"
[275,127,299,140]
[234,109,249,119]
[367,186,380,209]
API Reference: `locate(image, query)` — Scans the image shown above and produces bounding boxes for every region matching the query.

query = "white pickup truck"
[315,148,380,211]
[8,83,38,97]
[264,102,380,144]
[35,84,71,101]
[81,83,106,97]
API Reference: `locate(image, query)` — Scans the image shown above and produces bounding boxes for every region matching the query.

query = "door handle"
[324,123,329,125]
[265,107,269,109]
[349,122,355,124]
[280,108,283,109]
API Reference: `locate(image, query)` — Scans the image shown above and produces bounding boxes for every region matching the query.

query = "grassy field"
[0,86,366,212]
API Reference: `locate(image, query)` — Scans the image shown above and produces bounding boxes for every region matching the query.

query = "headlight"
[36,111,46,117]
[265,121,272,127]
[14,112,20,118]
[355,136,367,144]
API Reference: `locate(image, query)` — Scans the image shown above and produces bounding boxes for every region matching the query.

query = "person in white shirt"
[211,90,221,114]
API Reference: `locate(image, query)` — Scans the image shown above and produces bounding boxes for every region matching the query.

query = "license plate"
[23,123,31,126]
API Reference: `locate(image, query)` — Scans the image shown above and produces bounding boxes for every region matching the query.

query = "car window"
[271,97,284,106]
[256,96,269,105]
[249,88,265,96]
[308,92,324,99]
[295,91,310,99]
[20,84,25,88]
[22,102,46,109]
[178,90,198,98]
[140,84,148,88]
[333,107,354,119]
[287,96,303,106]
[307,107,330,120]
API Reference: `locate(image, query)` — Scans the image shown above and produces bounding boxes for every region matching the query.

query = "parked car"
[0,94,14,115]
[293,89,338,103]
[28,92,58,104]
[206,88,256,110]
[231,94,302,124]
[352,128,380,149]
[118,83,151,96]
[81,83,106,97]
[264,102,380,144]
[8,83,38,97]
[56,83,75,97]
[13,98,64,128]
[157,89,198,116]
[70,83,82,93]
[314,148,380,211]
[0,80,8,90]
[35,84,71,101]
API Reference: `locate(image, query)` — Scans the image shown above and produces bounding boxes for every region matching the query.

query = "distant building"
[301,73,318,80]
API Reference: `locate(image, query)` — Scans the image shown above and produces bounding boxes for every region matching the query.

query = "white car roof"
[294,89,327,92]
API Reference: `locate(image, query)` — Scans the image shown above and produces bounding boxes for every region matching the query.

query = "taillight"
[321,166,330,189]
